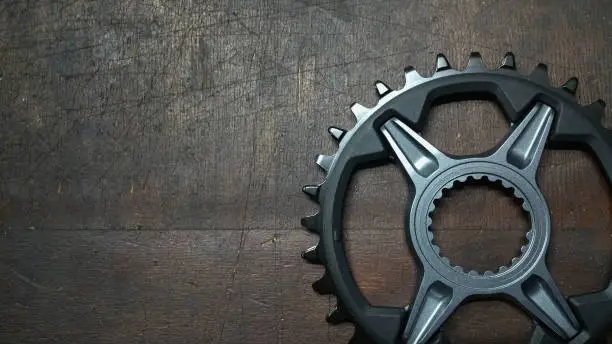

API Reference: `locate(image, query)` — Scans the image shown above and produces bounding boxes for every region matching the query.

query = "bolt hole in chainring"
[301,53,612,344]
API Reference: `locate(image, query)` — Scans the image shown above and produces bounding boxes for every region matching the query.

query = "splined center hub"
[411,163,550,291]
[428,174,531,276]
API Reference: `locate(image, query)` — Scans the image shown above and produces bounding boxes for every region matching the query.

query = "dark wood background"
[0,0,611,343]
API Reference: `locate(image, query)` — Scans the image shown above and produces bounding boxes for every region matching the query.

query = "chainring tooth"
[584,100,606,123]
[312,271,334,295]
[466,51,486,70]
[501,52,517,69]
[300,213,320,234]
[374,81,392,97]
[329,126,347,141]
[435,54,451,72]
[302,184,320,201]
[302,244,323,265]
[403,66,423,87]
[326,301,353,325]
[530,62,550,84]
[562,77,579,95]
[316,154,334,172]
[351,102,370,121]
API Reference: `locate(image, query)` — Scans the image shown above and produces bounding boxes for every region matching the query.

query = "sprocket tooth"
[312,272,334,295]
[500,52,516,69]
[328,126,346,142]
[350,102,369,121]
[584,99,606,123]
[301,214,320,234]
[404,66,423,86]
[529,63,549,84]
[435,53,451,72]
[316,154,334,172]
[326,301,352,324]
[466,52,486,70]
[302,184,320,201]
[348,327,376,344]
[562,77,579,95]
[374,81,391,97]
[302,244,323,264]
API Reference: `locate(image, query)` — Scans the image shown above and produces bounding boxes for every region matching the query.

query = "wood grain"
[0,0,611,343]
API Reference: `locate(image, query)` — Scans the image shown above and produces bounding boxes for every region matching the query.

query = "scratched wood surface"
[1,0,611,343]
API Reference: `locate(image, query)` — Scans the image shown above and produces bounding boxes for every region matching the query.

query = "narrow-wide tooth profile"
[326,302,352,324]
[374,81,391,97]
[328,126,346,141]
[500,52,516,69]
[302,244,322,264]
[529,63,549,83]
[312,272,334,295]
[562,77,579,95]
[466,52,485,70]
[301,214,320,233]
[316,154,334,172]
[351,103,369,121]
[435,54,451,72]
[302,184,319,200]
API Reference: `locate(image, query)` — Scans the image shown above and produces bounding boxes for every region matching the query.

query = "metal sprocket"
[300,53,612,344]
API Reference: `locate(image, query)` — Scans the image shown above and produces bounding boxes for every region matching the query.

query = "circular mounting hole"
[429,177,531,274]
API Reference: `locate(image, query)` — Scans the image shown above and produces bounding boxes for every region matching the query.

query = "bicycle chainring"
[301,52,612,344]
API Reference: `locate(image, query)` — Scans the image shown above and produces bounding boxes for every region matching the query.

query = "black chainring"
[300,52,612,344]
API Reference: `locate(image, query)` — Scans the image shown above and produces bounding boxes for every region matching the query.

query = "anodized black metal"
[300,53,612,344]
